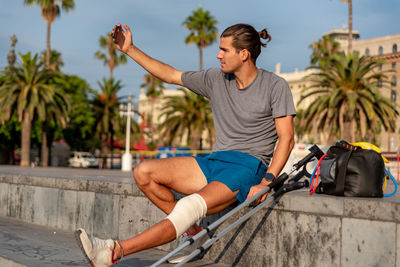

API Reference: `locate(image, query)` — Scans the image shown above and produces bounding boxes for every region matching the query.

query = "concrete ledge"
[1,172,400,266]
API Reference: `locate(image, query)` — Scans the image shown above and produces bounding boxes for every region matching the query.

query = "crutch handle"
[283,180,309,193]
[273,180,309,198]
[294,145,324,169]
[268,173,288,191]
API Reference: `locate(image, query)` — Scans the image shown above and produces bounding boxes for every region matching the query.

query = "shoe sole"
[167,255,187,264]
[75,229,95,267]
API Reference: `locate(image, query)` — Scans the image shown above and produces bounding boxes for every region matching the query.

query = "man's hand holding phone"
[111,24,132,54]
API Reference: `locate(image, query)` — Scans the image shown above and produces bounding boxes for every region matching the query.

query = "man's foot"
[75,228,117,267]
[167,228,209,264]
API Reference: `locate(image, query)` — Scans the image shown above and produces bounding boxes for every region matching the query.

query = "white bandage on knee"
[166,193,208,238]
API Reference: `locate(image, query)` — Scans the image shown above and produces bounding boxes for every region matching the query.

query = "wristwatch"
[264,173,275,181]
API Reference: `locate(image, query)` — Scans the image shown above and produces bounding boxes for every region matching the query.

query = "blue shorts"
[194,151,268,203]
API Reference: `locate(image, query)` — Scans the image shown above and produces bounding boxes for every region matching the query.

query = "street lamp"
[119,95,135,172]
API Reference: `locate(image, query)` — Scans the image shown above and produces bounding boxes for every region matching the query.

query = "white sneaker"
[167,229,209,264]
[75,228,117,267]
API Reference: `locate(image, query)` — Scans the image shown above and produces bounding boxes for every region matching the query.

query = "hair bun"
[259,29,271,42]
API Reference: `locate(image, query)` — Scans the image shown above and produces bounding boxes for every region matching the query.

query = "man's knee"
[133,161,154,187]
[166,193,208,238]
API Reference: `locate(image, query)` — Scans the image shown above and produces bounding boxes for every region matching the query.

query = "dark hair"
[221,24,271,63]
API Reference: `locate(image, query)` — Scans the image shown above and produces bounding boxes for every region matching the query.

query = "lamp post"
[120,95,134,172]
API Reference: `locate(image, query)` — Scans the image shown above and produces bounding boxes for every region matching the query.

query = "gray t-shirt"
[182,68,296,166]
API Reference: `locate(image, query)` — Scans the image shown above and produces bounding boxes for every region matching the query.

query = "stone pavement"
[0,216,229,267]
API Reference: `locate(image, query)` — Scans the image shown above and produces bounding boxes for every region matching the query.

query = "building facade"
[280,29,400,151]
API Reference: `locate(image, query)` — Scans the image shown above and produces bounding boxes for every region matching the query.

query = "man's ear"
[240,49,250,62]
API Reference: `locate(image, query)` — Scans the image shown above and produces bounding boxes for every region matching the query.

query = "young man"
[75,23,295,267]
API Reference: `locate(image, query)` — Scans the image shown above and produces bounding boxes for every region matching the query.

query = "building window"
[365,48,370,56]
[393,44,398,53]
[392,76,397,87]
[391,90,397,102]
[393,62,397,69]
[378,79,382,88]
[378,46,383,55]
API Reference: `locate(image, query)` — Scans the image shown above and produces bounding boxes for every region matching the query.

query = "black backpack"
[316,140,385,197]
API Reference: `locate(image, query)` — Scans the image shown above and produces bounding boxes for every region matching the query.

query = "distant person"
[75,23,295,266]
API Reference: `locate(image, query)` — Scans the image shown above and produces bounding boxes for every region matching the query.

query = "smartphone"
[112,25,118,38]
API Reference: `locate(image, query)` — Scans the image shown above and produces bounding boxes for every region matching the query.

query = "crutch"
[174,180,309,266]
[150,145,324,267]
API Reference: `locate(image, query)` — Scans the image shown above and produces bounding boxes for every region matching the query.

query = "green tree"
[56,75,96,151]
[24,0,75,69]
[95,33,127,79]
[182,7,218,70]
[0,52,61,166]
[92,78,123,167]
[0,112,21,164]
[158,88,213,149]
[0,36,19,164]
[299,51,398,143]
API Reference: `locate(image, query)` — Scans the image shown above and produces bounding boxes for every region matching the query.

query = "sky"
[0,0,399,103]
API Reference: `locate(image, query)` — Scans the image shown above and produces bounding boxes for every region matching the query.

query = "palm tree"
[182,7,218,70]
[41,49,64,71]
[39,49,67,166]
[40,77,70,166]
[92,78,123,167]
[341,0,353,54]
[7,35,18,69]
[158,88,214,149]
[0,52,62,166]
[310,36,341,68]
[299,51,398,143]
[293,108,309,143]
[95,33,127,79]
[24,0,75,69]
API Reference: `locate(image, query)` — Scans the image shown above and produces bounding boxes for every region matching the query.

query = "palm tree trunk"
[150,98,155,143]
[46,21,51,68]
[199,46,203,71]
[347,0,353,55]
[343,120,353,142]
[101,133,108,168]
[41,122,49,167]
[110,127,114,169]
[20,112,31,167]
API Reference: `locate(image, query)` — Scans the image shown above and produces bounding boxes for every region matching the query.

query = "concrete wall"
[1,173,400,266]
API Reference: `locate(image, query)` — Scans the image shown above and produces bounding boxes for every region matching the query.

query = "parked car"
[68,151,99,168]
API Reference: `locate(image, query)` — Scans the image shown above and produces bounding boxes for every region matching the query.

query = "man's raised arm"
[111,24,184,86]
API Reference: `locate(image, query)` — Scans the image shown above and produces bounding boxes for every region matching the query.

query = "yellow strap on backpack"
[350,142,389,163]
[351,142,389,192]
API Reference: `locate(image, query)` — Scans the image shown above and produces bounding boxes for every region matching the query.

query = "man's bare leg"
[133,157,207,234]
[134,157,207,213]
[113,181,237,260]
